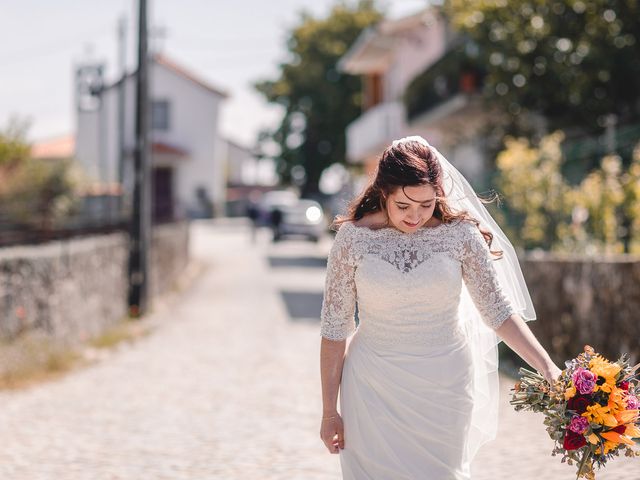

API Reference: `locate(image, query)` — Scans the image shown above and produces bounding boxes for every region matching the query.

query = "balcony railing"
[346,101,407,162]
[404,39,485,122]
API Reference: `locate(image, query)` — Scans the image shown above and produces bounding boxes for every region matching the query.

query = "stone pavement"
[0,219,637,479]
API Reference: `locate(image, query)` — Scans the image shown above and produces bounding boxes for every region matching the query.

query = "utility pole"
[117,14,127,221]
[128,0,151,316]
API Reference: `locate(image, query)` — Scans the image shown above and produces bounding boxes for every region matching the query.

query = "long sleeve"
[320,224,357,341]
[460,223,515,329]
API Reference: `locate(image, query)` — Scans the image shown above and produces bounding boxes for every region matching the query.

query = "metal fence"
[0,193,177,248]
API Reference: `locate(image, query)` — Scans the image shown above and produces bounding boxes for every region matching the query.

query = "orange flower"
[614,409,639,425]
[583,404,618,427]
[607,388,628,413]
[595,440,618,454]
[589,355,621,380]
[625,424,640,439]
[601,430,635,446]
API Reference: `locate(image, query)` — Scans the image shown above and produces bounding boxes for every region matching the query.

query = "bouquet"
[510,345,640,479]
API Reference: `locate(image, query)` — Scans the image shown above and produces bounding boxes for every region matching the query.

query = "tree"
[621,144,640,252]
[254,0,383,196]
[495,131,640,253]
[495,131,573,250]
[0,117,31,169]
[0,118,79,231]
[443,0,640,134]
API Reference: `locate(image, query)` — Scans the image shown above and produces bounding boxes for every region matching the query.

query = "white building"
[222,138,277,188]
[338,7,491,186]
[219,137,279,216]
[75,54,229,219]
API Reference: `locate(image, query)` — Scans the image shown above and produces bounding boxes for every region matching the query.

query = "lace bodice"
[319,219,515,347]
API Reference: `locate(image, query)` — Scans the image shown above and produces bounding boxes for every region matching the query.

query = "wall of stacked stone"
[149,221,190,299]
[520,253,640,365]
[0,221,189,344]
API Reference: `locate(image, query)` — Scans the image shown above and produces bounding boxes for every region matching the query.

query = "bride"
[318,136,562,479]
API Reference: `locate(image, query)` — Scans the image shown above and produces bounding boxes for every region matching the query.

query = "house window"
[152,100,170,131]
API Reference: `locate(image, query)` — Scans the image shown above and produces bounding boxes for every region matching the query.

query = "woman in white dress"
[319,137,562,479]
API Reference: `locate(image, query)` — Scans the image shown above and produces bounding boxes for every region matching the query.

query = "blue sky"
[0,0,429,147]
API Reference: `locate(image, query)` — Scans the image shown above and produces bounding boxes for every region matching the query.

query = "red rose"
[611,425,626,434]
[563,429,587,451]
[567,395,591,414]
[619,381,629,391]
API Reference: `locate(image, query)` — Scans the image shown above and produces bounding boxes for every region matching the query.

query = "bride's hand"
[320,413,344,454]
[543,364,563,386]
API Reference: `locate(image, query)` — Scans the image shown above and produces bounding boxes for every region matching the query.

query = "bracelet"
[322,414,339,420]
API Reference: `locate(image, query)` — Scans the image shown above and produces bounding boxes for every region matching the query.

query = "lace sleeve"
[460,223,515,330]
[320,223,357,341]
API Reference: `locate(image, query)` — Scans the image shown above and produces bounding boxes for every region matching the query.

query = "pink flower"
[568,416,590,434]
[572,368,597,395]
[626,395,639,410]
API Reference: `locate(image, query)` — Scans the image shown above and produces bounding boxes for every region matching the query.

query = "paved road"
[0,220,636,479]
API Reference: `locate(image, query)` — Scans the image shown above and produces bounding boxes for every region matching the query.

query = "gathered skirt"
[339,331,475,480]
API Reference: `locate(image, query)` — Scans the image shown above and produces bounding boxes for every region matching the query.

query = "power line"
[0,26,112,67]
[168,44,282,58]
[170,32,278,45]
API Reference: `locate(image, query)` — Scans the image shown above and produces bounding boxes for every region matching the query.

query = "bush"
[496,132,640,254]
[0,119,80,230]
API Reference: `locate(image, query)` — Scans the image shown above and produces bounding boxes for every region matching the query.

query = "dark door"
[153,167,173,222]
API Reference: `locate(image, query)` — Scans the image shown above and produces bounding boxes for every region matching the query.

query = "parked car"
[255,190,298,227]
[274,199,326,242]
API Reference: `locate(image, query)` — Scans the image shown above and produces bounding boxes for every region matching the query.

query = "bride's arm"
[318,223,357,453]
[495,314,562,383]
[460,223,562,383]
[320,338,346,453]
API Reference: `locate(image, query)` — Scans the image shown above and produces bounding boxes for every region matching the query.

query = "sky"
[0,0,429,148]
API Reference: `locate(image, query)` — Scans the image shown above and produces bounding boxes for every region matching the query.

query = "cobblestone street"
[0,220,637,479]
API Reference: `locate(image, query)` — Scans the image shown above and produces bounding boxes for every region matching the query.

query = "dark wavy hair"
[334,140,503,258]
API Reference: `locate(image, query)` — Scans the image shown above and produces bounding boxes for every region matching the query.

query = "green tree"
[495,131,640,253]
[572,154,626,253]
[621,144,640,252]
[0,117,31,169]
[443,0,640,133]
[0,119,79,231]
[254,0,383,195]
[495,131,573,249]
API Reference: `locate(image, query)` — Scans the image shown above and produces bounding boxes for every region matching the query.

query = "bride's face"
[385,184,438,233]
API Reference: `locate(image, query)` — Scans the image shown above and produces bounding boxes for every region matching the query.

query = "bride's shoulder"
[331,212,387,233]
[455,218,484,236]
[331,212,387,246]
[353,211,388,230]
[450,218,480,238]
[451,219,494,254]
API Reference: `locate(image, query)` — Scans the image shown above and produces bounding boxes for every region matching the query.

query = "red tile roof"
[31,134,75,159]
[152,141,189,157]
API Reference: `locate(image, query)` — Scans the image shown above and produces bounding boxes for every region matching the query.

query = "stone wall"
[0,221,189,344]
[149,221,190,299]
[520,252,640,365]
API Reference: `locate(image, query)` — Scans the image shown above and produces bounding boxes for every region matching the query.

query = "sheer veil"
[391,135,537,462]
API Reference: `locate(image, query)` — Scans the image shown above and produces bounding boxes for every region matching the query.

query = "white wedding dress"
[320,219,516,480]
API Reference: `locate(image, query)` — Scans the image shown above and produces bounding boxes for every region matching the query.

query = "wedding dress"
[320,219,516,480]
